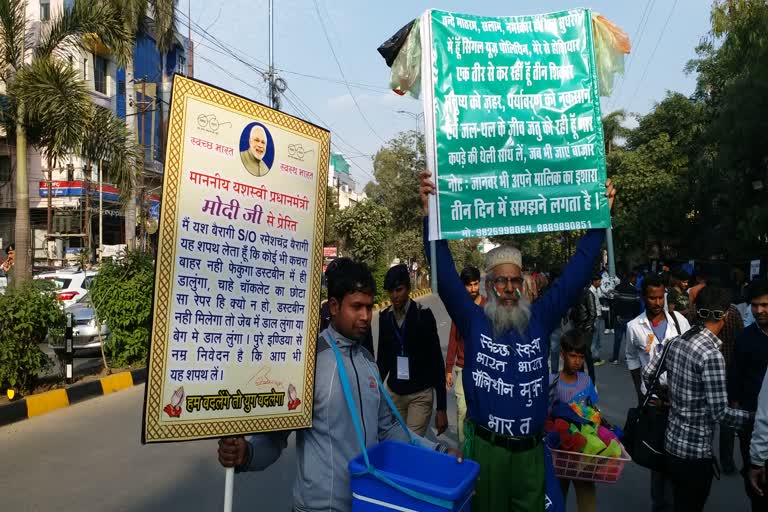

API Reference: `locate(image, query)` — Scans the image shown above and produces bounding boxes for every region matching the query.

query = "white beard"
[484,296,532,337]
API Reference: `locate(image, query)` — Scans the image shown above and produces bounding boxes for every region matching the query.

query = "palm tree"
[113,0,177,249]
[0,0,133,284]
[602,109,629,155]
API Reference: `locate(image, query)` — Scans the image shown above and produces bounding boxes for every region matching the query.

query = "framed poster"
[143,75,330,443]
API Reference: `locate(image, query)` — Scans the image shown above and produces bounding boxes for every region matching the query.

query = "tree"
[685,0,768,255]
[323,185,338,246]
[333,199,392,265]
[0,0,133,284]
[365,130,425,232]
[113,0,177,248]
[602,109,629,155]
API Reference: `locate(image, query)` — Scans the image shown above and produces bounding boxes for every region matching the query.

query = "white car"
[34,268,98,308]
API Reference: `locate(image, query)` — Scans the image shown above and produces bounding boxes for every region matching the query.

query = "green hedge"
[90,250,155,367]
[0,281,63,392]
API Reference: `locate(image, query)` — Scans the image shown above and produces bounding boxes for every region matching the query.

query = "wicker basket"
[549,443,631,483]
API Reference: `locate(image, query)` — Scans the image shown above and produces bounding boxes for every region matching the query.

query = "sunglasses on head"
[697,309,726,321]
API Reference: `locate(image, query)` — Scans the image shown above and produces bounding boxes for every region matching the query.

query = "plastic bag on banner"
[378,20,415,67]
[544,445,566,512]
[591,14,631,97]
[387,19,422,98]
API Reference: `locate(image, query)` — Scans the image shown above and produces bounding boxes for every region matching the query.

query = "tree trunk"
[124,57,138,248]
[13,114,31,285]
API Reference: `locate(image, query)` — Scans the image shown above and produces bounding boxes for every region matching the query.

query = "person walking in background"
[610,272,641,365]
[667,269,692,319]
[446,265,485,446]
[643,286,753,512]
[712,277,745,475]
[377,264,448,437]
[626,274,691,512]
[571,280,599,384]
[600,268,619,335]
[729,279,768,511]
[589,274,606,366]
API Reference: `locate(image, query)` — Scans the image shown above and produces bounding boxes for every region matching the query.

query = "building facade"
[328,153,366,209]
[0,0,189,266]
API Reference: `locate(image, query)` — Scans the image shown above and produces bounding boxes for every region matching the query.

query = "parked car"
[48,293,110,355]
[34,268,97,307]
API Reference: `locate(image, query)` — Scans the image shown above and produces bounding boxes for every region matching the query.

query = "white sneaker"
[603,329,610,335]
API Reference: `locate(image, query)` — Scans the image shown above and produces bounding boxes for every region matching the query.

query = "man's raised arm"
[420,171,475,339]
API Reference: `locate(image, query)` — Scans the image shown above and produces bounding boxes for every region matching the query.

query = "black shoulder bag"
[622,337,676,472]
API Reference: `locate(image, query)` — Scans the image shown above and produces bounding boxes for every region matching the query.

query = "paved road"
[2,295,751,511]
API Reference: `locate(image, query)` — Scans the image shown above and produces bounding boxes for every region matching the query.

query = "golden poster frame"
[143,75,329,443]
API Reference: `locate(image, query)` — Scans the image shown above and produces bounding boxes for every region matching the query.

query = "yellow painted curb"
[26,388,69,417]
[100,372,134,395]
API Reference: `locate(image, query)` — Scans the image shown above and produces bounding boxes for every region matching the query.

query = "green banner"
[423,9,611,240]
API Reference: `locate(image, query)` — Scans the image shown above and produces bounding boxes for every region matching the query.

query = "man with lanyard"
[729,279,768,511]
[419,171,616,511]
[377,264,448,436]
[625,273,691,512]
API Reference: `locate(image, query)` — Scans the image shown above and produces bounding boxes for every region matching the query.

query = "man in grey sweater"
[218,258,458,511]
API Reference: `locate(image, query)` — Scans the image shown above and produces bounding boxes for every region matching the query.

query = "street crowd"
[217,174,768,512]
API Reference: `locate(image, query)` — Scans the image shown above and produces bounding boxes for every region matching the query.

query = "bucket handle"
[325,332,453,510]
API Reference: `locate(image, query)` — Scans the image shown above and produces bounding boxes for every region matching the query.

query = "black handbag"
[622,337,676,472]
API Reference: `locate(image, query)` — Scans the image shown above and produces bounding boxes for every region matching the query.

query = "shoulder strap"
[641,337,676,408]
[669,311,681,336]
[323,331,451,509]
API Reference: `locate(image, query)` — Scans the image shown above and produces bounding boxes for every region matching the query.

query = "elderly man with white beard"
[420,171,616,512]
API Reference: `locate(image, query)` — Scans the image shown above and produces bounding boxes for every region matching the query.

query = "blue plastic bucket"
[349,440,480,512]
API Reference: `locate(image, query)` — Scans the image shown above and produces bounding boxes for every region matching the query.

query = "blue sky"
[182,0,711,187]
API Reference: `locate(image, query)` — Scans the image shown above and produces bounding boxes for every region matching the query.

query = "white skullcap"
[485,245,523,273]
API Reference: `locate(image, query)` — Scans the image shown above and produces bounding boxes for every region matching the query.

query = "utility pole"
[98,159,103,263]
[264,0,286,110]
[268,0,276,109]
[84,163,90,258]
[187,0,193,77]
[138,79,147,249]
[46,159,52,266]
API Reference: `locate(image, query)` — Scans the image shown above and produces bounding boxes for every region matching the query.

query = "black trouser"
[582,329,596,386]
[739,427,768,511]
[601,298,615,330]
[719,425,736,472]
[665,454,714,512]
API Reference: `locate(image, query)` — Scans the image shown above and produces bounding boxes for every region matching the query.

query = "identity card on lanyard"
[393,315,410,381]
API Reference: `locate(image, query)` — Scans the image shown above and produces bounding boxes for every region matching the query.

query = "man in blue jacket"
[420,171,615,511]
[218,258,459,512]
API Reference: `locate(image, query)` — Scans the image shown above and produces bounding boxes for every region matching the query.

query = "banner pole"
[606,226,616,278]
[223,467,234,512]
[430,241,438,295]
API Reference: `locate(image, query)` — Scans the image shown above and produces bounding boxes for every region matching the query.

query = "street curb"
[0,367,147,427]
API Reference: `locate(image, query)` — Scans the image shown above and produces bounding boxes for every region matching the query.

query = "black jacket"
[613,282,641,320]
[376,301,447,411]
[570,288,598,332]
[728,324,768,411]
